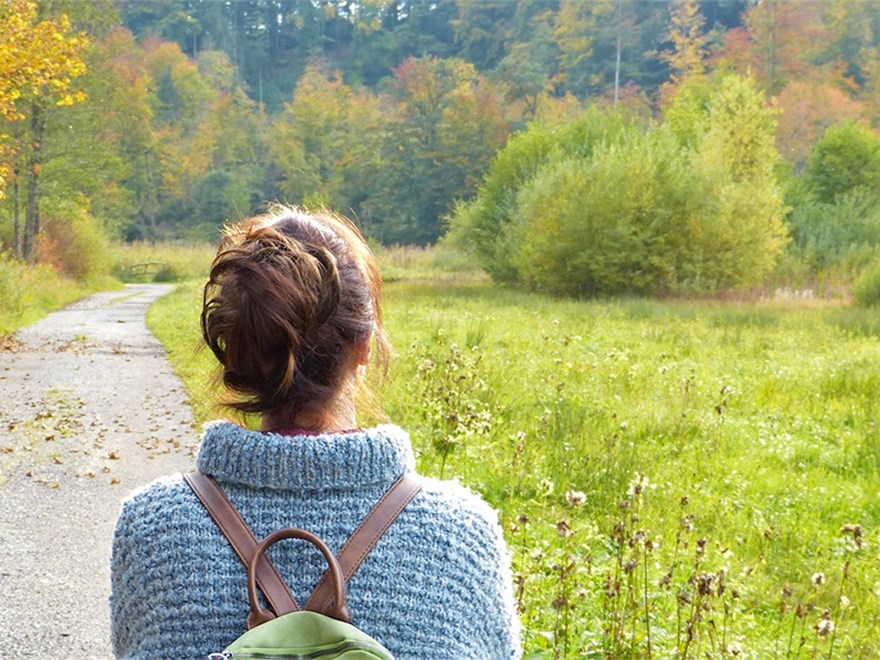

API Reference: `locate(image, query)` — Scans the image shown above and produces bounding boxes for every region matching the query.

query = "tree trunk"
[23,104,46,263]
[10,122,22,258]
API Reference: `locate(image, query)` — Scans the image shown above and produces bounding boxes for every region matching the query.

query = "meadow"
[141,245,880,659]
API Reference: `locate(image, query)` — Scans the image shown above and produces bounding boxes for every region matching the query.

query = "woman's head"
[201,205,389,427]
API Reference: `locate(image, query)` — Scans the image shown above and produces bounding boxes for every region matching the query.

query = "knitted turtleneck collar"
[195,421,416,491]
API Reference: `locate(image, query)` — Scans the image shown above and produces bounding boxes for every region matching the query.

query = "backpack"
[184,471,423,660]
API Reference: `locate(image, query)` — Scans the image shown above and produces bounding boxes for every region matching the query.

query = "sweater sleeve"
[109,476,247,659]
[448,485,522,660]
[380,480,522,660]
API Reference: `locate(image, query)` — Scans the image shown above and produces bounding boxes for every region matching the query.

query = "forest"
[3,0,880,296]
[4,3,880,656]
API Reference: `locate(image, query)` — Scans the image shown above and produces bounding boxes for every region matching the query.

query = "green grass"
[148,258,880,657]
[108,241,217,283]
[0,252,117,335]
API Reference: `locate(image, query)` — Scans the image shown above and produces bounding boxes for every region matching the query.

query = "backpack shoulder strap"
[183,472,300,619]
[304,473,423,614]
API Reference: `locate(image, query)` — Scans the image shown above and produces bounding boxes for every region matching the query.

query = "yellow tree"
[660,0,708,95]
[0,0,88,259]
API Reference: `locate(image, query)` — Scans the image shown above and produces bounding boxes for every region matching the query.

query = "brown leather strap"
[304,473,423,614]
[183,472,300,620]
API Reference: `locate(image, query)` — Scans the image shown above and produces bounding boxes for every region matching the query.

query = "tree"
[0,0,89,260]
[773,81,862,170]
[803,121,880,204]
[692,74,788,288]
[368,56,509,244]
[552,0,613,97]
[658,0,708,102]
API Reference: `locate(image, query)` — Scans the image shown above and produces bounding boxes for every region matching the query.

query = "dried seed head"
[695,572,715,596]
[565,489,586,507]
[815,609,834,638]
[841,523,862,538]
[782,585,794,598]
[556,519,572,538]
[624,558,638,574]
[517,513,530,526]
[551,596,570,610]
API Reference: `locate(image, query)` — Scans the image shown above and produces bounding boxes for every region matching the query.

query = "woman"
[110,206,522,659]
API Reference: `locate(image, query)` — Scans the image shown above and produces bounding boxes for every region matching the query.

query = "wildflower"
[556,519,572,538]
[725,642,742,655]
[694,572,714,596]
[538,478,554,496]
[839,595,851,609]
[627,473,650,497]
[551,595,570,610]
[842,523,864,548]
[630,529,646,546]
[619,421,628,431]
[815,609,834,638]
[565,489,586,507]
[681,514,695,532]
[811,572,825,586]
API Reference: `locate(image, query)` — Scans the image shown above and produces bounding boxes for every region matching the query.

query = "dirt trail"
[0,284,200,659]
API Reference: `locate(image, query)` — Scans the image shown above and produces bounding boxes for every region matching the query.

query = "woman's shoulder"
[399,475,506,549]
[113,474,195,539]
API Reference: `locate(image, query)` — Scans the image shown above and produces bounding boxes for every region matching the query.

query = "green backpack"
[184,472,422,660]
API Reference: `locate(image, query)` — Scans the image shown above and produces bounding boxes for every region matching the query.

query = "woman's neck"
[261,394,357,434]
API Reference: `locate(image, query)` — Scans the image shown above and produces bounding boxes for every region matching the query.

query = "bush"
[35,206,111,282]
[507,129,702,296]
[450,75,787,298]
[853,260,880,306]
[446,108,634,283]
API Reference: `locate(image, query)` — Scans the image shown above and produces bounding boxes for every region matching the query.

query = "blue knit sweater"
[110,422,522,659]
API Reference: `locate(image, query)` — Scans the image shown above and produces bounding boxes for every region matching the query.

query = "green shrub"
[853,260,880,306]
[451,75,787,297]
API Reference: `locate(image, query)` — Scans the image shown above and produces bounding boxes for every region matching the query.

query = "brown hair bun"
[201,206,388,422]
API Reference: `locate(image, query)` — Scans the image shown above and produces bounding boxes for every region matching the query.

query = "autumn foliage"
[1,0,880,292]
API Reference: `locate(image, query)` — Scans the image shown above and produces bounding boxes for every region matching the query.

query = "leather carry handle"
[248,528,350,626]
[183,472,300,621]
[185,471,423,624]
[305,473,423,614]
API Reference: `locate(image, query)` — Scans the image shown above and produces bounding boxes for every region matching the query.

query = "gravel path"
[0,284,200,659]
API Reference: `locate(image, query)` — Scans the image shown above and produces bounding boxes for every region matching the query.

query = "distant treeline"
[2,1,880,293]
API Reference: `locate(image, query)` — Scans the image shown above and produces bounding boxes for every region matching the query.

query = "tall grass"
[0,252,112,335]
[148,251,880,657]
[108,241,216,283]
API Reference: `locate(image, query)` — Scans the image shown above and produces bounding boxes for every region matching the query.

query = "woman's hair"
[200,205,389,422]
